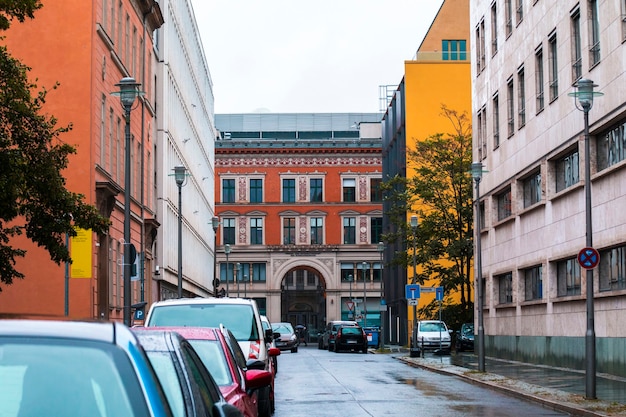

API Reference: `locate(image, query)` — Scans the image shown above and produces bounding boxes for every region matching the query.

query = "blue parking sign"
[405,284,420,299]
[435,286,444,301]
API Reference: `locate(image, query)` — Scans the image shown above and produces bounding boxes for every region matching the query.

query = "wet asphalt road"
[273,345,571,417]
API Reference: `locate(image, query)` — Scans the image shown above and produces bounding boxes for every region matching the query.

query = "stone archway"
[280,265,327,344]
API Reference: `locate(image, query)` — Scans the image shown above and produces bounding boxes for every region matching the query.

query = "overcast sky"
[189,1,443,114]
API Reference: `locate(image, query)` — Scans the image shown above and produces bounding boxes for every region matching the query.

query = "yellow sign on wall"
[70,228,92,278]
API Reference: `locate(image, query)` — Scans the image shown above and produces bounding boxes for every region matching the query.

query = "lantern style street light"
[235,262,240,297]
[224,244,231,297]
[114,77,142,326]
[471,161,486,372]
[569,78,603,399]
[174,165,187,298]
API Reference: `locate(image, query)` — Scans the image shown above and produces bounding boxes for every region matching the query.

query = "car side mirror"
[268,347,281,357]
[265,328,273,341]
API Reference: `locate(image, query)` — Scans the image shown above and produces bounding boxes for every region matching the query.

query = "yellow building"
[381,0,471,345]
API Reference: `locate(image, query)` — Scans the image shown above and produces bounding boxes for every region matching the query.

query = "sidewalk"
[378,346,626,417]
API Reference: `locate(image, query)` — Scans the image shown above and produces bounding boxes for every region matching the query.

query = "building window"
[555,149,579,192]
[220,262,235,283]
[370,178,382,202]
[310,217,323,244]
[310,178,323,202]
[493,93,500,148]
[223,218,236,245]
[442,40,467,60]
[548,32,558,102]
[250,179,263,203]
[517,66,526,128]
[341,263,354,282]
[491,2,498,56]
[497,188,512,220]
[371,217,382,244]
[475,20,486,73]
[282,178,295,203]
[250,218,263,245]
[343,217,356,244]
[477,107,487,160]
[251,263,266,282]
[505,0,513,37]
[222,179,235,203]
[507,77,515,137]
[535,46,545,113]
[373,262,382,282]
[515,0,523,25]
[522,171,541,208]
[599,245,626,292]
[588,0,601,66]
[597,121,626,171]
[621,0,626,41]
[557,258,581,296]
[571,8,582,83]
[524,265,542,301]
[342,178,356,202]
[283,217,296,245]
[498,272,513,304]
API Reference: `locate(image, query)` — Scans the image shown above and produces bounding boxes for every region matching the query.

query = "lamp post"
[348,273,353,319]
[410,215,419,339]
[224,244,231,297]
[569,78,603,399]
[471,162,486,372]
[362,262,368,327]
[212,217,219,296]
[115,77,142,326]
[235,263,240,298]
[174,165,187,298]
[378,242,385,348]
[244,274,248,298]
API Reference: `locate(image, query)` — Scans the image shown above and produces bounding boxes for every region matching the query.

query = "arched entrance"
[280,265,326,344]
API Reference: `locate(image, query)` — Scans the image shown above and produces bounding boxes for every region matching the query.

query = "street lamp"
[362,262,368,327]
[243,274,248,298]
[471,161,486,372]
[224,244,231,297]
[235,262,240,298]
[174,165,187,298]
[410,215,419,339]
[348,273,353,319]
[114,77,142,326]
[569,78,603,399]
[378,242,385,348]
[212,217,219,296]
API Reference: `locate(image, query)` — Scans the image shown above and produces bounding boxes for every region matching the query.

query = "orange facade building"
[0,1,163,321]
[215,113,384,336]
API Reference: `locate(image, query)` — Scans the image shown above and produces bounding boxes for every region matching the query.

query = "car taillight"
[337,329,342,338]
[362,329,367,338]
[249,340,261,359]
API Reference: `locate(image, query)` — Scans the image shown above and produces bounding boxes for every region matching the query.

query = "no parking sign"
[578,247,600,270]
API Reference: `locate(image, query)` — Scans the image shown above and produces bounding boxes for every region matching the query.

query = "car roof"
[150,297,257,307]
[0,319,135,347]
[138,326,220,341]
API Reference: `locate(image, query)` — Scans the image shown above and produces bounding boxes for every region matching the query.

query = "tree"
[383,106,474,329]
[0,1,110,289]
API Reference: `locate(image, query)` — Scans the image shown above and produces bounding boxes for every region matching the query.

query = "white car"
[409,320,453,357]
[144,297,278,417]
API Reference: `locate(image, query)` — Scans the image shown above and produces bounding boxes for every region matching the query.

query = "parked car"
[318,320,358,351]
[271,322,299,353]
[260,315,278,375]
[145,298,278,417]
[455,322,475,352]
[334,324,368,353]
[410,320,453,357]
[0,319,174,417]
[149,326,272,417]
[133,328,244,417]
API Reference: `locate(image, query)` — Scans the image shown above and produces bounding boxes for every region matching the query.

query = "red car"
[155,326,275,417]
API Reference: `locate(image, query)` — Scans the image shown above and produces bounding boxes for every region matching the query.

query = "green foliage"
[384,105,475,321]
[0,2,110,289]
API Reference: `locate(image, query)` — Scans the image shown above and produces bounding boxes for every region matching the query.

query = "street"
[273,346,570,417]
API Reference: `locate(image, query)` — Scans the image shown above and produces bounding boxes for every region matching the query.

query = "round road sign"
[578,247,600,270]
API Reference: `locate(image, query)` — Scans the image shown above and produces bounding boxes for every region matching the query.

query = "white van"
[409,320,453,358]
[144,297,278,417]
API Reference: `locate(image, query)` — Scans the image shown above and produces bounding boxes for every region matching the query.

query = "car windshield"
[420,322,447,332]
[271,323,294,334]
[147,304,258,341]
[0,337,146,417]
[188,339,233,386]
[462,325,475,335]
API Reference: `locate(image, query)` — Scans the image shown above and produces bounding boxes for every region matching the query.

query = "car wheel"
[291,346,298,353]
[257,385,272,417]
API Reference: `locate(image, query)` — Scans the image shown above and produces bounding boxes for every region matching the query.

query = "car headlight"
[290,335,297,341]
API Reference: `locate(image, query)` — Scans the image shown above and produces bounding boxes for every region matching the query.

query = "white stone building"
[470,0,626,377]
[153,0,218,300]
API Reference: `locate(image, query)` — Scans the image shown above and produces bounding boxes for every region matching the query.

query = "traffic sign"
[578,247,600,270]
[436,286,444,301]
[420,287,436,293]
[408,299,418,306]
[346,301,355,311]
[405,284,420,299]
